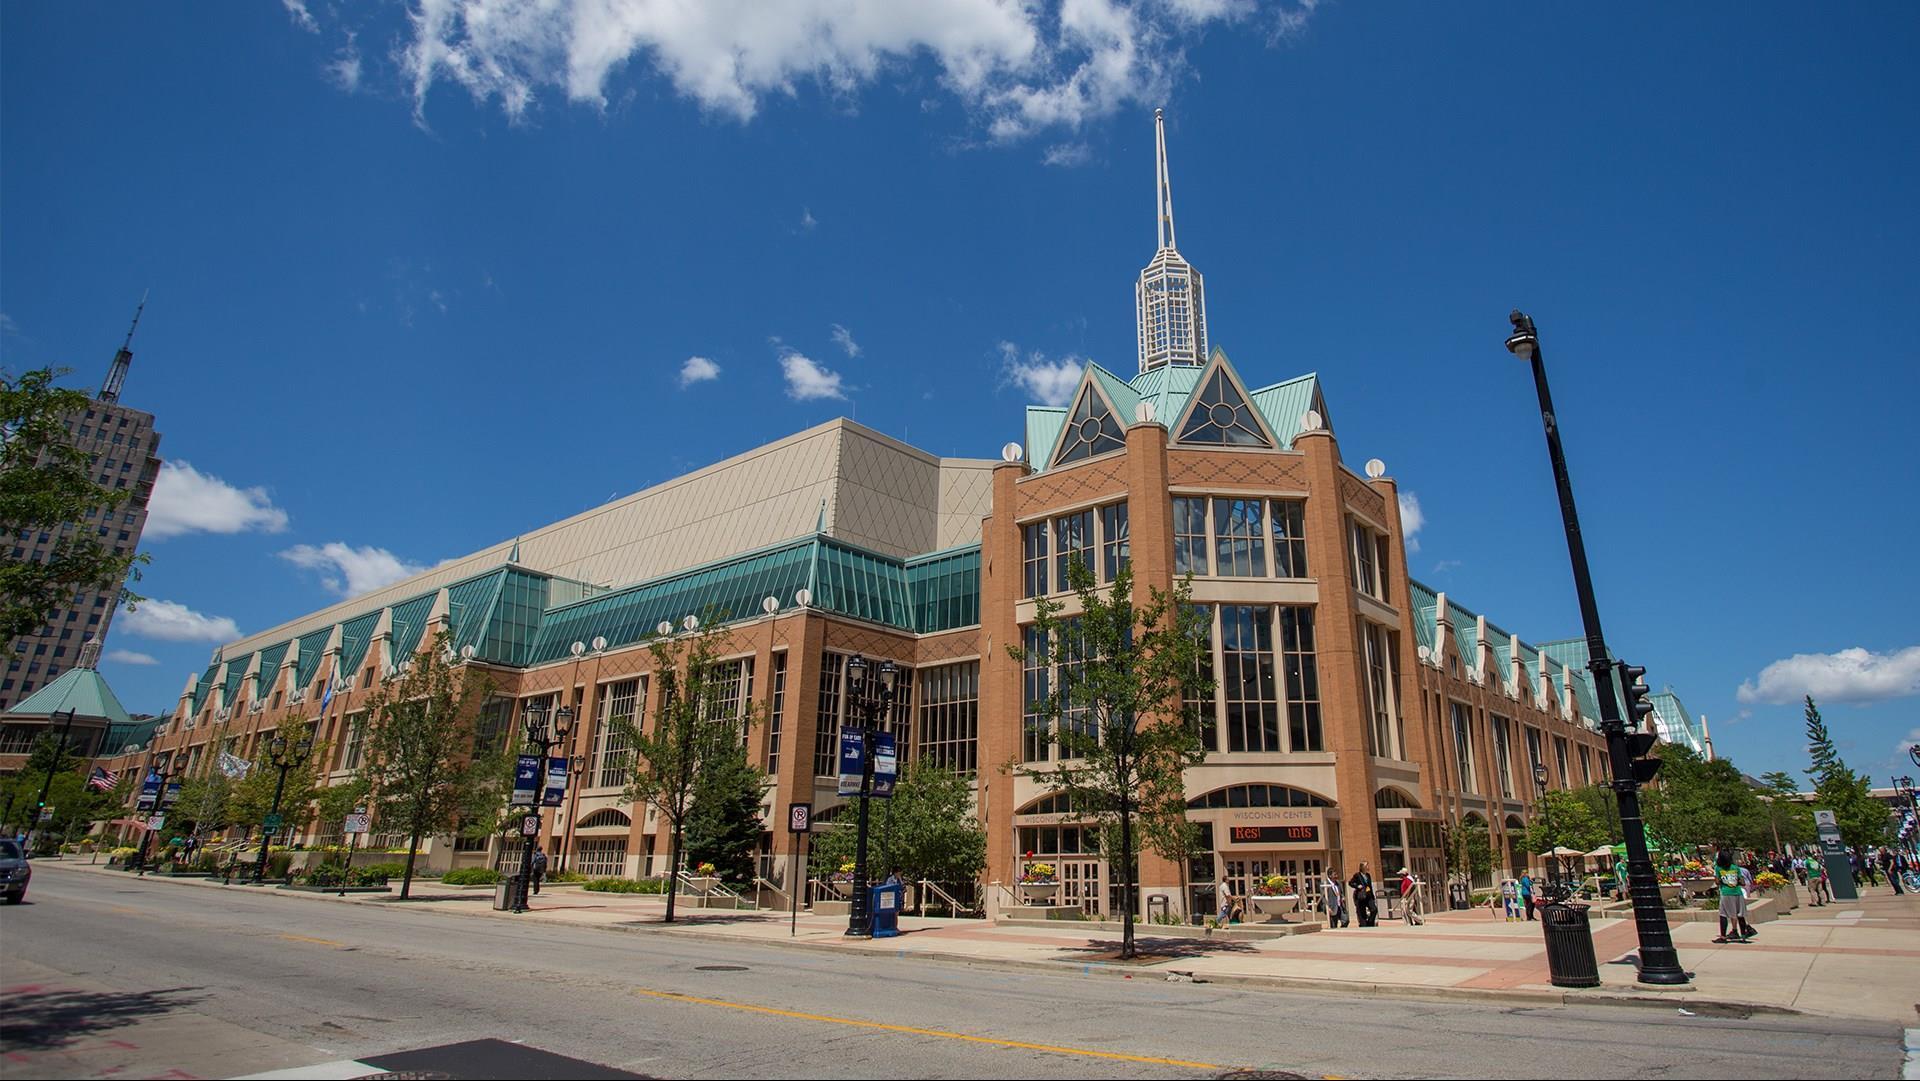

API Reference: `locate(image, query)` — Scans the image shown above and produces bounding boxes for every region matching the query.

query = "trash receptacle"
[870,882,904,938]
[494,877,514,910]
[1540,901,1600,988]
[1449,880,1470,910]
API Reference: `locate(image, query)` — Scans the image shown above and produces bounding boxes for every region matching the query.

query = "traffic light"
[1617,661,1662,784]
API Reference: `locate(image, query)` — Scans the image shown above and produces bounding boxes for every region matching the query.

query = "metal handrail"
[752,876,790,907]
[916,879,972,916]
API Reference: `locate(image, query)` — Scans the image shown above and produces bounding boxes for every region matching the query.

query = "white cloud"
[800,207,818,231]
[391,0,1298,138]
[1042,141,1092,167]
[830,324,862,358]
[105,649,159,666]
[998,341,1083,407]
[146,461,291,540]
[282,0,319,33]
[1900,727,1920,753]
[281,542,430,597]
[1397,491,1424,553]
[780,350,847,401]
[121,600,240,643]
[1736,645,1920,706]
[327,31,363,91]
[679,355,721,386]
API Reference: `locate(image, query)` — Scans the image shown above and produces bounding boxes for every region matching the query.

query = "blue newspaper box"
[871,882,904,938]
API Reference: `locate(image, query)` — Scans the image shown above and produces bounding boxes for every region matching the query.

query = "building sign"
[1216,808,1325,847]
[541,757,568,808]
[512,754,541,806]
[1227,824,1321,845]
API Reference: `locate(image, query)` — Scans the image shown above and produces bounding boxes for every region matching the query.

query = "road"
[0,863,1906,1079]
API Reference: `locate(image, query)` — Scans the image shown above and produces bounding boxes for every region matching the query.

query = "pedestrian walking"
[1320,869,1348,928]
[1880,847,1904,895]
[1735,859,1759,940]
[1349,863,1378,927]
[1217,873,1235,924]
[1803,852,1828,905]
[530,847,548,895]
[1399,868,1424,926]
[1518,871,1536,921]
[1713,850,1748,944]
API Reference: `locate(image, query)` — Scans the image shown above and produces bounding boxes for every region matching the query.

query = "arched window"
[1016,792,1076,816]
[1052,384,1125,466]
[1186,784,1330,809]
[575,808,632,830]
[1374,787,1419,809]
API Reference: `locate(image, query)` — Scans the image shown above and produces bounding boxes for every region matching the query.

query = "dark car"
[0,838,29,903]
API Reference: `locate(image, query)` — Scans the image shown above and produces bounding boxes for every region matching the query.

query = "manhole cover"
[1215,1072,1307,1080]
[695,964,750,971]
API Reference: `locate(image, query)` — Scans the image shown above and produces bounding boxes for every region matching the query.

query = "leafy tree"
[1523,788,1610,856]
[1445,819,1494,886]
[230,719,329,833]
[1802,695,1892,853]
[175,770,236,838]
[1641,744,1768,850]
[684,733,767,885]
[809,762,986,895]
[611,616,759,922]
[1569,783,1623,844]
[0,734,115,854]
[1011,561,1212,959]
[1757,770,1815,850]
[1,367,148,640]
[355,631,505,898]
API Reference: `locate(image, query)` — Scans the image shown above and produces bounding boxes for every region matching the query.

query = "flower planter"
[1017,881,1060,904]
[1246,893,1301,923]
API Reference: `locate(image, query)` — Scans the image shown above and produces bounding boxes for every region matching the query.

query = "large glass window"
[1524,726,1544,778]
[1176,367,1272,446]
[1022,522,1049,598]
[814,652,845,777]
[1363,623,1400,759]
[595,678,644,788]
[1054,510,1093,589]
[1578,745,1592,787]
[1173,497,1208,575]
[1212,498,1266,577]
[766,653,787,775]
[1100,502,1130,582]
[1279,607,1323,751]
[1054,385,1126,466]
[1220,605,1279,752]
[1554,736,1571,790]
[1183,604,1216,752]
[1451,701,1478,794]
[1490,714,1514,798]
[1351,518,1382,599]
[916,660,978,774]
[1270,499,1308,577]
[1022,625,1051,763]
[340,712,367,771]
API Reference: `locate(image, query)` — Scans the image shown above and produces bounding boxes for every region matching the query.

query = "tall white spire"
[1136,109,1208,375]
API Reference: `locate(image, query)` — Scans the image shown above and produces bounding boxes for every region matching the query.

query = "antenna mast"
[99,290,147,404]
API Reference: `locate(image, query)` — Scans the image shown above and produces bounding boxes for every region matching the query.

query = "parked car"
[0,839,29,903]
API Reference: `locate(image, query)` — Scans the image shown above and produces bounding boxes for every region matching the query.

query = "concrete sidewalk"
[44,861,1920,1024]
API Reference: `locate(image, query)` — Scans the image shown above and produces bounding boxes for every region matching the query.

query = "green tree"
[1011,561,1212,959]
[1802,696,1891,853]
[1641,744,1768,850]
[355,631,505,898]
[1445,819,1494,886]
[684,734,767,885]
[809,762,986,897]
[1,368,148,640]
[611,616,759,922]
[230,719,329,833]
[1757,770,1815,851]
[1523,788,1610,855]
[0,734,113,854]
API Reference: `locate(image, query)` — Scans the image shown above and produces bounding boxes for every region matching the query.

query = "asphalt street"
[0,863,1906,1079]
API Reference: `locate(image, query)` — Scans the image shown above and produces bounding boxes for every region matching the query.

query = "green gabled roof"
[387,592,436,664]
[1246,371,1321,448]
[1130,361,1205,428]
[1446,600,1479,665]
[4,665,135,726]
[1087,363,1140,423]
[1486,622,1514,673]
[446,568,509,656]
[253,641,290,697]
[189,663,219,714]
[220,654,250,706]
[1408,579,1439,654]
[336,613,379,677]
[293,629,331,690]
[101,716,163,755]
[1648,690,1702,750]
[1025,407,1066,471]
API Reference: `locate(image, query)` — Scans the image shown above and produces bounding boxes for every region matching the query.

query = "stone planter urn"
[1018,880,1060,904]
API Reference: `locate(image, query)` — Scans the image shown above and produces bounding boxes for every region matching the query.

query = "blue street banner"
[837,729,865,797]
[165,781,182,806]
[542,757,568,807]
[512,754,541,806]
[136,771,162,811]
[871,731,898,798]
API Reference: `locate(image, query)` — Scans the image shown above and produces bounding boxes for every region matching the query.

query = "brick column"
[1123,421,1185,912]
[771,615,826,870]
[980,459,1026,915]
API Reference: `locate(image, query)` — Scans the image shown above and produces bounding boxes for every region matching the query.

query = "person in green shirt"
[1713,850,1747,943]
[1803,853,1828,906]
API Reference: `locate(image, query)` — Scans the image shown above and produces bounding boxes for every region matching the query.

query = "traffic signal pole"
[1506,312,1688,986]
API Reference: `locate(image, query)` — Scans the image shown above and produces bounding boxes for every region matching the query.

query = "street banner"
[542,757,568,808]
[137,771,161,811]
[146,813,166,831]
[165,781,183,807]
[837,729,864,796]
[512,754,541,806]
[871,731,898,798]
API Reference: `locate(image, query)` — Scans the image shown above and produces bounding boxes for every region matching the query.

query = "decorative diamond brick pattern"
[1168,452,1307,490]
[1015,458,1126,515]
[1339,473,1387,519]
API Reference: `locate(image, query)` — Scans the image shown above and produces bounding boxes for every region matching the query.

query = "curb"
[45,863,1808,1019]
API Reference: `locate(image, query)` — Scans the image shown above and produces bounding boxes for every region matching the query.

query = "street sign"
[521,813,541,837]
[512,754,541,806]
[146,813,166,831]
[541,756,568,808]
[788,802,811,833]
[38,807,54,822]
[263,813,284,831]
[343,813,371,835]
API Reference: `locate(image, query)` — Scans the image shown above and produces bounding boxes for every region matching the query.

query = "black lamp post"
[558,752,587,874]
[133,760,184,875]
[514,703,572,913]
[1532,761,1560,895]
[23,708,80,854]
[842,654,900,938]
[253,732,315,883]
[1504,310,1687,985]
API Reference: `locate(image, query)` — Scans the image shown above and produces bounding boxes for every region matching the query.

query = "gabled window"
[1052,384,1125,466]
[1175,363,1273,447]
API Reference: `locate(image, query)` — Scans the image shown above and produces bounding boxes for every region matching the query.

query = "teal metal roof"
[387,592,436,664]
[1025,407,1066,470]
[293,629,330,690]
[253,641,290,698]
[1408,579,1439,654]
[1246,371,1321,448]
[906,545,980,633]
[336,613,379,677]
[1131,362,1205,431]
[101,716,163,755]
[1486,622,1513,673]
[220,655,250,706]
[189,663,219,714]
[1088,364,1140,423]
[4,665,136,725]
[1446,600,1479,665]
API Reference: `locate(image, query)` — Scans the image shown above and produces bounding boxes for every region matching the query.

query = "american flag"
[88,766,120,792]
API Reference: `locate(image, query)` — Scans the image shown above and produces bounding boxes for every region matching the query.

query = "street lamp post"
[132,761,183,875]
[253,732,315,883]
[24,708,80,853]
[1532,761,1560,895]
[1503,310,1688,986]
[842,654,900,938]
[558,752,587,874]
[514,703,572,913]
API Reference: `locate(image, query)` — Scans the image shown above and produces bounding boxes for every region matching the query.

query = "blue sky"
[3,3,1916,782]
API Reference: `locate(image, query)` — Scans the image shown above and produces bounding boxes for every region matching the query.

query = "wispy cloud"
[327,32,363,92]
[1431,558,1462,574]
[1397,492,1424,553]
[998,341,1082,407]
[780,349,847,401]
[122,600,240,643]
[1042,142,1093,167]
[799,207,818,231]
[1736,645,1920,705]
[281,0,318,33]
[281,542,429,597]
[146,461,290,540]
[830,324,862,358]
[105,649,160,666]
[679,355,721,387]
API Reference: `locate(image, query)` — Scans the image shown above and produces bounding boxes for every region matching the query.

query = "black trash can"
[1448,880,1471,911]
[1540,901,1600,988]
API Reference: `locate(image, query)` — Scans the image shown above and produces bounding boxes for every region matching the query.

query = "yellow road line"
[277,933,347,948]
[631,987,1223,1070]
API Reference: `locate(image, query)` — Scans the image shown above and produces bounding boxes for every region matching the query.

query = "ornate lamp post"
[132,760,184,875]
[253,732,315,883]
[1532,761,1560,895]
[1503,310,1687,985]
[842,654,900,937]
[514,702,573,912]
